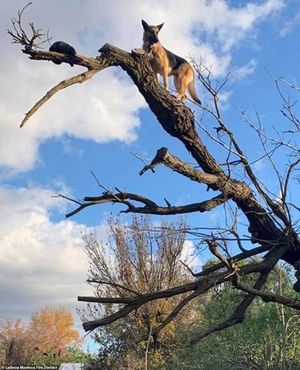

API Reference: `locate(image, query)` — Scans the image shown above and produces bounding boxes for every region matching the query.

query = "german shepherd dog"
[142,20,201,105]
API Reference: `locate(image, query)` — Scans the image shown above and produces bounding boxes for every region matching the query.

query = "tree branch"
[87,279,139,296]
[79,242,289,332]
[189,240,290,345]
[235,279,300,310]
[20,69,97,127]
[189,272,269,346]
[79,279,205,331]
[78,296,133,304]
[137,290,200,343]
[194,244,271,278]
[60,191,226,218]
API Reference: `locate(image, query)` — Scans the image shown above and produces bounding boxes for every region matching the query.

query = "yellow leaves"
[83,215,202,365]
[0,305,83,365]
[29,305,82,353]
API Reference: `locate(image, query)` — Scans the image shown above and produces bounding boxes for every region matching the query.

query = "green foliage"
[65,346,92,362]
[28,346,91,366]
[161,266,300,369]
[83,228,300,370]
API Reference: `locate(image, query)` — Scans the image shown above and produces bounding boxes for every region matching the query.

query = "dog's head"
[142,19,164,46]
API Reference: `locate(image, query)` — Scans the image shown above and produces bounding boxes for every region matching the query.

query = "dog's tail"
[188,81,201,105]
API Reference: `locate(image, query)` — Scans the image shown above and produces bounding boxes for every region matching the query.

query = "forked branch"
[79,242,289,332]
[189,272,269,346]
[190,241,290,345]
[8,2,49,50]
[58,191,226,218]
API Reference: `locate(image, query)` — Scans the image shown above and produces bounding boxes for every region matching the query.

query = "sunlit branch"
[205,238,232,270]
[140,147,221,187]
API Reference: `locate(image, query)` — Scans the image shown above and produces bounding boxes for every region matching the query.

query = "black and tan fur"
[142,20,201,104]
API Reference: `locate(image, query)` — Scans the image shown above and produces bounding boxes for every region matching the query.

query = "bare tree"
[80,216,201,367]
[0,318,31,366]
[9,4,300,348]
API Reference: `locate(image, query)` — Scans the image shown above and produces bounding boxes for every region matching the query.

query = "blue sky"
[1,0,300,352]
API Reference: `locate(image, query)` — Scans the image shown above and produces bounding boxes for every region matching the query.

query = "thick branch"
[139,148,283,245]
[78,296,133,304]
[139,147,249,198]
[79,243,289,332]
[190,241,289,345]
[23,48,106,70]
[194,244,272,277]
[61,192,226,218]
[189,273,269,346]
[235,280,300,310]
[138,291,200,343]
[80,279,205,331]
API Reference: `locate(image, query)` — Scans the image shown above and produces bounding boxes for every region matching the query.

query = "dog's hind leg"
[174,74,186,101]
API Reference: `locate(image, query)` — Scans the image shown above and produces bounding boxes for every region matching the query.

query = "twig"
[87,279,139,296]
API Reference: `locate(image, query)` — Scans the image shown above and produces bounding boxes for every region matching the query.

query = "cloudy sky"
[1,0,300,351]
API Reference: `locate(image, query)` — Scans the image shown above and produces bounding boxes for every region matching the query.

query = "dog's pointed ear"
[157,23,164,32]
[142,19,150,31]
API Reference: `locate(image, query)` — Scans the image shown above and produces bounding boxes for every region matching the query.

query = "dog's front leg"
[162,71,169,91]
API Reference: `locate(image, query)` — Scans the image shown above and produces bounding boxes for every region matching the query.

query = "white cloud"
[233,59,258,81]
[181,240,202,272]
[0,185,96,320]
[218,90,233,105]
[200,0,284,51]
[1,0,284,174]
[280,11,300,36]
[0,60,145,173]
